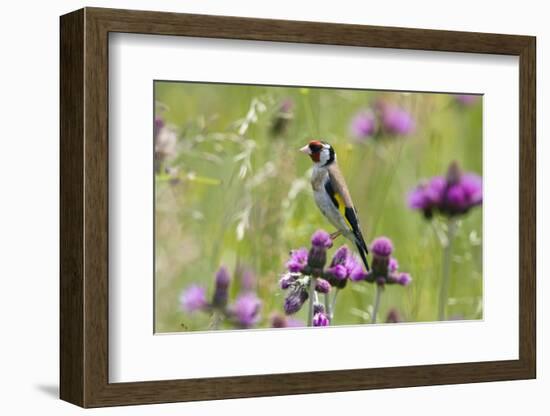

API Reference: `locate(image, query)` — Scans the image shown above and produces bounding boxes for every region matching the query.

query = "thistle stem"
[211,311,222,330]
[438,218,457,321]
[307,276,316,326]
[329,288,340,320]
[324,293,331,319]
[371,285,383,324]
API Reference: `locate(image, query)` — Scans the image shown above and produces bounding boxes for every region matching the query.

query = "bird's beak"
[299,145,311,155]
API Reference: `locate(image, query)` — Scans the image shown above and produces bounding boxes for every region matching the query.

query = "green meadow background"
[154,81,482,333]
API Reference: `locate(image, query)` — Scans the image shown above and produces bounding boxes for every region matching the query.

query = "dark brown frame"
[60,7,536,408]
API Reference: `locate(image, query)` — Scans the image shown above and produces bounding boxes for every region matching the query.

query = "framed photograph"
[60,7,536,408]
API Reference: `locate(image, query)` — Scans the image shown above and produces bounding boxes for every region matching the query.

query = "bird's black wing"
[344,207,370,271]
[324,178,340,210]
[324,178,370,271]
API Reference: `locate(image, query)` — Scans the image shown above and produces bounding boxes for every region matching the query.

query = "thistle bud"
[308,230,333,272]
[313,303,325,315]
[212,266,231,309]
[315,278,331,294]
[313,312,330,327]
[283,285,309,315]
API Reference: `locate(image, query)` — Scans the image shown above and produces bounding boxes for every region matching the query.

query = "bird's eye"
[309,143,322,152]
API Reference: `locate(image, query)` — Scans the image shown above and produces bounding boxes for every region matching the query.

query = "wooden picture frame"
[60,7,536,408]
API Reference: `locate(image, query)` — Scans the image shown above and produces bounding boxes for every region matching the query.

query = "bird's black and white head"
[300,140,335,167]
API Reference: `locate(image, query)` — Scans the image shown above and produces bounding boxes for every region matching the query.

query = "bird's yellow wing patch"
[324,178,353,230]
[334,192,353,230]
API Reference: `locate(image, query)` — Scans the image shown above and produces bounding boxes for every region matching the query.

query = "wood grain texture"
[59,8,84,406]
[59,7,537,408]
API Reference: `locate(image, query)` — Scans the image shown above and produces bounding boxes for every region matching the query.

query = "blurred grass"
[154,81,483,332]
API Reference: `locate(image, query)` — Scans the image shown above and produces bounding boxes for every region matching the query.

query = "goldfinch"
[300,140,370,271]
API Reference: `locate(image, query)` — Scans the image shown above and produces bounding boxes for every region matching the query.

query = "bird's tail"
[355,240,370,272]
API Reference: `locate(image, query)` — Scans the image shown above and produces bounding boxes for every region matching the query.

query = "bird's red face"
[300,140,334,166]
[299,140,325,162]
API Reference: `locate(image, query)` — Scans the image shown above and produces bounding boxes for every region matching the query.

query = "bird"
[300,140,370,271]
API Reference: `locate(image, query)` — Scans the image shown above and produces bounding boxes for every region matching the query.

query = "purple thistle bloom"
[358,236,413,288]
[371,237,393,258]
[179,285,208,313]
[278,98,294,115]
[397,273,412,286]
[376,276,386,287]
[350,110,377,140]
[408,162,482,218]
[313,312,330,327]
[327,245,367,285]
[212,266,231,309]
[270,313,304,328]
[286,248,308,273]
[311,230,333,248]
[378,103,415,135]
[446,184,466,208]
[461,173,483,206]
[440,163,482,215]
[270,98,294,137]
[284,286,309,315]
[328,264,347,280]
[216,266,231,287]
[240,267,256,292]
[386,308,402,323]
[270,313,287,328]
[331,245,349,264]
[313,303,325,315]
[329,246,364,276]
[308,247,327,271]
[230,293,261,328]
[455,94,480,106]
[349,268,369,281]
[279,273,297,290]
[315,278,331,294]
[271,313,304,328]
[286,318,305,327]
[407,176,446,219]
[389,257,399,273]
[154,117,165,140]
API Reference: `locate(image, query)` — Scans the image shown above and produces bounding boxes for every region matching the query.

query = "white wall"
[0,0,545,414]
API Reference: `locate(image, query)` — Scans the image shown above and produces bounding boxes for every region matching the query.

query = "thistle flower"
[239,267,256,292]
[313,303,325,315]
[279,272,298,290]
[408,161,482,219]
[378,102,415,135]
[363,236,412,287]
[326,245,367,286]
[212,266,231,309]
[350,110,377,140]
[284,285,309,315]
[308,230,333,271]
[371,237,393,258]
[311,230,333,249]
[270,98,294,137]
[179,285,208,313]
[154,117,164,139]
[386,308,402,323]
[154,119,177,173]
[270,312,304,328]
[286,248,308,273]
[313,312,330,327]
[455,94,480,106]
[395,273,412,286]
[389,257,399,273]
[230,293,261,328]
[315,278,331,294]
